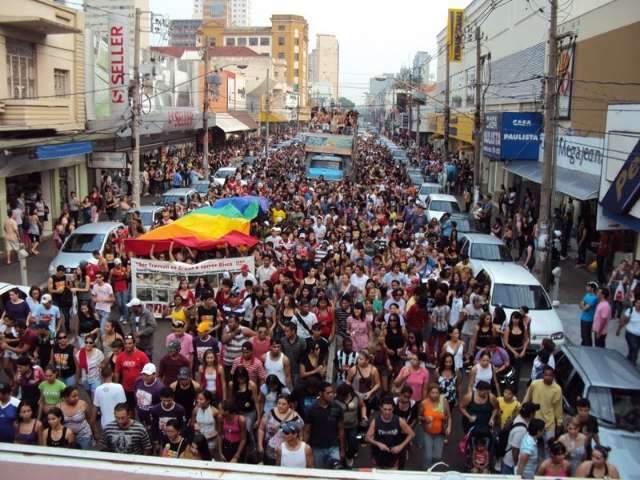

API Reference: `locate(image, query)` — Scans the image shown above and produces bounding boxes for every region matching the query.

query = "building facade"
[0,0,89,247]
[169,20,202,47]
[270,15,309,107]
[228,0,251,27]
[310,34,339,100]
[412,51,432,85]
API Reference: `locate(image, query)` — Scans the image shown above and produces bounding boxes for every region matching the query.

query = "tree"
[338,97,355,109]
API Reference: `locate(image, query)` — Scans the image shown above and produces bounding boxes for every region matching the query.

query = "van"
[159,188,197,206]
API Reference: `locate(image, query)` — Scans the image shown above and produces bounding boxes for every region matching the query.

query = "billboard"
[483,112,542,161]
[447,9,464,63]
[109,14,128,120]
[483,112,502,160]
[557,43,575,119]
[304,134,354,156]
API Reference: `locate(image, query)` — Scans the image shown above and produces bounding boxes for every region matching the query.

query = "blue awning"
[503,161,600,201]
[36,141,93,160]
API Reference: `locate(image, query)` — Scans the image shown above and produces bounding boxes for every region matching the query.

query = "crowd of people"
[0,127,631,478]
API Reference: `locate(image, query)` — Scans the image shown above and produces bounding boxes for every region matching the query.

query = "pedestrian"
[366,395,414,470]
[575,445,621,479]
[93,366,126,430]
[523,365,562,443]
[91,272,115,334]
[515,418,546,479]
[617,297,640,364]
[593,287,612,348]
[303,381,345,469]
[3,211,20,265]
[420,384,451,469]
[126,298,156,360]
[276,421,314,468]
[579,281,599,346]
[99,402,152,455]
[114,335,150,409]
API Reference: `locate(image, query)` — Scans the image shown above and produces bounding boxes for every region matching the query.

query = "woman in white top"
[276,421,313,468]
[618,298,640,365]
[443,327,465,373]
[191,390,219,457]
[468,351,500,394]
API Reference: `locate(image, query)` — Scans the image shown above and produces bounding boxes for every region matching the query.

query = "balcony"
[0,98,83,131]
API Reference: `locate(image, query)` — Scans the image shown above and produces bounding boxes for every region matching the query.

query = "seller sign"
[482,112,542,161]
[109,14,128,120]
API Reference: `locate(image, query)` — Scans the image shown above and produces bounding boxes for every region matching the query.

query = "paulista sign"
[483,112,543,161]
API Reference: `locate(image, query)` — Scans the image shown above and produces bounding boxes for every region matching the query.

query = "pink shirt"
[165,332,194,360]
[593,300,612,335]
[402,366,430,401]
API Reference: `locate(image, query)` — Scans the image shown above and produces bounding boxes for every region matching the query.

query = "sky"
[151,0,472,104]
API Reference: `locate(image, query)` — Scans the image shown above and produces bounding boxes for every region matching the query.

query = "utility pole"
[130,7,142,208]
[416,101,420,146]
[265,67,270,152]
[539,0,558,289]
[473,26,483,205]
[444,43,451,162]
[202,37,211,180]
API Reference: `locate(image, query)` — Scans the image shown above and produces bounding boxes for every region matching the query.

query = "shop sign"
[557,43,575,120]
[483,112,542,161]
[447,9,464,63]
[554,135,604,176]
[131,256,254,317]
[89,152,127,170]
[167,110,195,130]
[109,14,128,120]
[483,112,502,160]
[600,138,640,215]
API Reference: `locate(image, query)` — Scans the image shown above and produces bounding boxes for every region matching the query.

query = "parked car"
[213,167,238,186]
[475,262,565,349]
[48,222,124,276]
[136,206,164,232]
[555,345,640,480]
[158,188,197,206]
[460,233,514,272]
[191,180,211,195]
[425,193,461,221]
[418,182,442,203]
[449,213,478,234]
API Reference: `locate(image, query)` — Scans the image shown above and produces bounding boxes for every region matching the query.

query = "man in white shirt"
[93,366,126,429]
[265,227,284,249]
[233,264,257,292]
[500,402,538,474]
[349,264,369,295]
[256,256,277,285]
[293,301,318,340]
[92,272,114,333]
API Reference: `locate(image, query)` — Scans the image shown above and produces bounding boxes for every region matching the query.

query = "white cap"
[42,293,53,303]
[141,363,156,375]
[127,298,142,308]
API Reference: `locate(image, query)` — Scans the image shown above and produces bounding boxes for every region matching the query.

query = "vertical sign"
[557,43,575,119]
[109,14,128,120]
[483,112,502,160]
[448,9,464,63]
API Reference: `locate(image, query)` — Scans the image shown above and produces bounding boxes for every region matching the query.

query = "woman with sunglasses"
[76,334,104,394]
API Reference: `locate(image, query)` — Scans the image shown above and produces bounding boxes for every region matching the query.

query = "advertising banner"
[108,14,128,120]
[483,112,502,160]
[557,43,575,119]
[553,136,604,176]
[131,256,255,317]
[600,138,640,216]
[304,134,354,156]
[447,9,464,63]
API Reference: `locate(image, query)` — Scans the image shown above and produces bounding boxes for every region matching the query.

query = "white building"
[310,34,339,100]
[413,51,432,84]
[193,0,203,19]
[228,0,251,27]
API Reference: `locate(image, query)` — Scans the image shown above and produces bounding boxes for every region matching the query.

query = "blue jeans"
[626,330,640,365]
[422,430,444,469]
[312,446,340,469]
[500,463,515,475]
[83,378,102,395]
[76,435,93,450]
[62,375,77,387]
[115,291,130,321]
[97,309,111,334]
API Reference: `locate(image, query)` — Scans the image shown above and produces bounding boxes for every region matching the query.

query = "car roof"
[478,262,539,285]
[461,233,505,245]
[137,205,163,213]
[420,182,440,188]
[71,222,124,234]
[216,166,237,172]
[561,345,640,390]
[162,188,195,195]
[192,179,209,184]
[427,193,458,202]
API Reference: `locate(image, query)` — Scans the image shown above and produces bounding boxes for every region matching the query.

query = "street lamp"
[202,62,247,180]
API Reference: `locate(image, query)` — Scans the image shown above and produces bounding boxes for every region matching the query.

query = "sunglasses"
[58,336,67,340]
[85,341,95,345]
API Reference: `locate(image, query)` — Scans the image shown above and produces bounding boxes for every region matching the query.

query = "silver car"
[555,346,640,480]
[48,222,124,275]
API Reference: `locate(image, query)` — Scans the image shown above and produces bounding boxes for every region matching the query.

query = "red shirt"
[115,349,150,392]
[405,303,428,333]
[86,263,100,282]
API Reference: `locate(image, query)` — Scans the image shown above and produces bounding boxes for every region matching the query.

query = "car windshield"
[588,386,640,430]
[215,170,235,178]
[62,234,105,253]
[492,284,552,310]
[193,183,209,193]
[161,196,183,205]
[311,160,341,170]
[419,185,439,195]
[430,201,460,213]
[470,243,513,261]
[140,212,154,226]
[454,219,473,232]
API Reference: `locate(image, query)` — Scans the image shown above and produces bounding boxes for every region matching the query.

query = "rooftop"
[151,46,261,58]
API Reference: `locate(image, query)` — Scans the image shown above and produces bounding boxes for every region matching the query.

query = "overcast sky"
[151,0,472,104]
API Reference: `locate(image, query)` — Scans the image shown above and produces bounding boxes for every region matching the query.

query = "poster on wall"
[557,43,575,120]
[131,256,255,317]
[447,9,464,63]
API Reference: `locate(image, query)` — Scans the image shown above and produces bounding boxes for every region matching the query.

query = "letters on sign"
[600,139,640,215]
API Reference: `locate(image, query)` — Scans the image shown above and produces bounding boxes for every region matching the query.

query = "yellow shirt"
[271,208,286,224]
[498,397,521,427]
[524,379,563,431]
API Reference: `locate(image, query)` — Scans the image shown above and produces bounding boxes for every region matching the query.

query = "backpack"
[495,420,527,459]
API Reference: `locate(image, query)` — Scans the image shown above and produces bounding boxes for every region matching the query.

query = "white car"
[159,188,197,206]
[460,233,514,273]
[418,182,442,204]
[213,166,248,187]
[475,262,565,350]
[425,193,461,221]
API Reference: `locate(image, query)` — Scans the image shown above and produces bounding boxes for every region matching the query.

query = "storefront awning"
[504,161,600,201]
[228,111,258,130]
[214,113,251,133]
[259,112,288,123]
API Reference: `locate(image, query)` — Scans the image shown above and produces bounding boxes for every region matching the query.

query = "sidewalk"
[0,239,58,287]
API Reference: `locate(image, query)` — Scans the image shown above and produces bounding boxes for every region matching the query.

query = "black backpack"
[495,420,527,459]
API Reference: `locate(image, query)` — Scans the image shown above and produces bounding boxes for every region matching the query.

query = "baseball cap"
[177,367,190,380]
[42,293,53,303]
[587,281,599,290]
[197,322,211,334]
[171,320,185,328]
[240,264,249,272]
[141,363,156,375]
[299,232,306,239]
[167,340,182,352]
[281,421,300,434]
[127,298,142,308]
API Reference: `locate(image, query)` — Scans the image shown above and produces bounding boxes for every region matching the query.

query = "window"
[278,25,285,31]
[54,69,69,96]
[294,53,299,61]
[277,52,285,59]
[249,37,258,46]
[492,284,552,310]
[295,38,300,46]
[237,37,247,46]
[470,243,513,262]
[278,36,285,46]
[6,38,36,99]
[294,69,299,77]
[260,37,270,46]
[226,37,236,46]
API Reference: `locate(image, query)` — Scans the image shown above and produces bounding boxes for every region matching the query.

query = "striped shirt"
[99,420,152,454]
